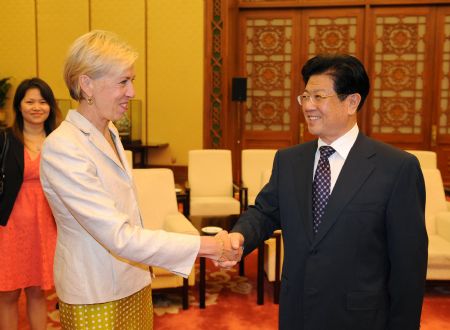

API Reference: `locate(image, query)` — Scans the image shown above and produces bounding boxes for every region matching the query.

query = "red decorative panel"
[438,14,450,138]
[306,14,360,57]
[208,0,224,148]
[244,17,293,132]
[369,9,432,144]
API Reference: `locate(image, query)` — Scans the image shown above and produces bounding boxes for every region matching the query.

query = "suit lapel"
[292,141,317,244]
[312,134,376,246]
[88,129,124,170]
[66,111,129,177]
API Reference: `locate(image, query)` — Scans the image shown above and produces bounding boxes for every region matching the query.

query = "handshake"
[199,231,245,268]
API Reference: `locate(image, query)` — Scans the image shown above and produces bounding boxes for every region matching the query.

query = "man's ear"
[79,75,93,98]
[347,93,361,114]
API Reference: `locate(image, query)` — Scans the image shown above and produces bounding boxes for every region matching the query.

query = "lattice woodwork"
[244,17,293,132]
[370,14,428,138]
[439,15,450,137]
[209,0,224,148]
[307,16,358,57]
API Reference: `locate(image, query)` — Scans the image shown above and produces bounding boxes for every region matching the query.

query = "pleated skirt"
[58,285,153,329]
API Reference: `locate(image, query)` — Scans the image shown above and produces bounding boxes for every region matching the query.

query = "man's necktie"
[312,146,336,234]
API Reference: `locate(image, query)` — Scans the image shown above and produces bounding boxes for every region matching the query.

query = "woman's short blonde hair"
[63,30,138,101]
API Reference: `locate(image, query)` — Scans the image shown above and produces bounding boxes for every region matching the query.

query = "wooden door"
[220,2,450,185]
[365,6,435,149]
[238,10,300,150]
[237,8,365,149]
[434,7,450,184]
[299,8,365,142]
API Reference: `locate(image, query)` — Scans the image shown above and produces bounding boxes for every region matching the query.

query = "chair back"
[132,168,178,230]
[422,168,447,234]
[241,149,276,205]
[188,149,233,197]
[124,150,133,168]
[405,150,437,169]
[261,169,272,188]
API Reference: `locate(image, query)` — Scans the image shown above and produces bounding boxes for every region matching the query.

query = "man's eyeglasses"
[297,93,347,106]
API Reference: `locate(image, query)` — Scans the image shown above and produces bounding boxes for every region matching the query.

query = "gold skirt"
[58,285,153,329]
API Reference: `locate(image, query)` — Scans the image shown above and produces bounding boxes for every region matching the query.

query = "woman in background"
[40,30,241,330]
[0,78,60,330]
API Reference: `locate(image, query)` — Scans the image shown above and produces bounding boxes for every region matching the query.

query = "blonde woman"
[40,30,242,329]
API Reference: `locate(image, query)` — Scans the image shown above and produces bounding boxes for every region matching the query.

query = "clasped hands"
[212,230,244,268]
[199,230,244,268]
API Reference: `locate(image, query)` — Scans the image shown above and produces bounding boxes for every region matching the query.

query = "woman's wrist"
[198,236,222,260]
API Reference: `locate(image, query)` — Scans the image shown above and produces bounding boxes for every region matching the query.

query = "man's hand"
[213,231,245,269]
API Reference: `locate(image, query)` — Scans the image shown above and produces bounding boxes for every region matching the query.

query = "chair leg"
[257,242,264,305]
[274,232,281,305]
[182,278,189,310]
[239,258,245,276]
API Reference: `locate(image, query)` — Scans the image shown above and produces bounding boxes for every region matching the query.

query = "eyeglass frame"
[297,93,348,106]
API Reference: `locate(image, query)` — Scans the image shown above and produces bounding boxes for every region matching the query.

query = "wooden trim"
[238,0,450,8]
[203,0,213,148]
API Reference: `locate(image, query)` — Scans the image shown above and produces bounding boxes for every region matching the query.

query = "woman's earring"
[87,97,94,105]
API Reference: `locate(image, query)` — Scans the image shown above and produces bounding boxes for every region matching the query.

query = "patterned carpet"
[18,250,450,330]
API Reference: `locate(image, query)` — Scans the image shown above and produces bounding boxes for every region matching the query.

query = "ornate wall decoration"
[245,18,292,131]
[209,0,224,147]
[439,15,450,136]
[308,16,358,57]
[371,15,426,135]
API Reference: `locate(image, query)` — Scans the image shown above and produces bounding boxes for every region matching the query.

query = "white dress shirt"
[313,124,359,192]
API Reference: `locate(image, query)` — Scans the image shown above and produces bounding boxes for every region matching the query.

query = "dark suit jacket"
[233,133,428,330]
[0,129,24,226]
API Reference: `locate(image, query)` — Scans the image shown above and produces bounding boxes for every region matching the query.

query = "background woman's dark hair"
[11,77,61,143]
[301,54,370,112]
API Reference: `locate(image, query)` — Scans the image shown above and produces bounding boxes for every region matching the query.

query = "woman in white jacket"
[40,30,241,330]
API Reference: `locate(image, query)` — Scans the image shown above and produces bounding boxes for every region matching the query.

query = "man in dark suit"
[226,54,428,329]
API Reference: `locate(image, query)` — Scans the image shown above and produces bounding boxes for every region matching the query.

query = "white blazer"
[41,110,199,304]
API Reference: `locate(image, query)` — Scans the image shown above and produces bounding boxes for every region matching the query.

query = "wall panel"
[37,0,89,100]
[147,0,204,164]
[91,0,147,142]
[0,0,36,123]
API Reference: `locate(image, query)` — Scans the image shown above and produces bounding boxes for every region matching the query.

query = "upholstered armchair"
[241,149,282,304]
[241,149,277,207]
[405,150,437,169]
[124,149,133,169]
[132,168,198,309]
[422,168,450,280]
[187,149,244,216]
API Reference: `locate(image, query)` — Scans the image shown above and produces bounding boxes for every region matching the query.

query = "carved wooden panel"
[244,16,293,132]
[205,0,225,148]
[435,7,450,185]
[239,11,298,148]
[437,10,450,141]
[303,9,363,58]
[300,8,364,142]
[367,7,433,145]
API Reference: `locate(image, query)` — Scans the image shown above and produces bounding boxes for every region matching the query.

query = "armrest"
[233,183,248,212]
[436,211,450,242]
[164,213,199,236]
